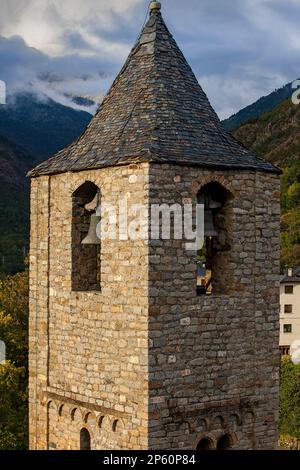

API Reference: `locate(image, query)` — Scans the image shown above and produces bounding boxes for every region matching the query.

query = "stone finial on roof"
[149,2,161,12]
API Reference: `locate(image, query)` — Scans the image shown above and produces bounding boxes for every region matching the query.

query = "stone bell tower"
[28,2,280,450]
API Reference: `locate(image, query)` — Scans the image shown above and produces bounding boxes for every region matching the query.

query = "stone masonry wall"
[29,164,149,450]
[29,162,280,450]
[148,164,280,450]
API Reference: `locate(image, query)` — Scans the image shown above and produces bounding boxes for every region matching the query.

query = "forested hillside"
[233,98,300,267]
[0,136,33,275]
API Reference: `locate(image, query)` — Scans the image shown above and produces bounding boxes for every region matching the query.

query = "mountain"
[232,97,300,267]
[0,135,34,275]
[0,92,92,160]
[0,134,35,186]
[222,82,294,131]
[0,92,92,275]
[233,98,300,167]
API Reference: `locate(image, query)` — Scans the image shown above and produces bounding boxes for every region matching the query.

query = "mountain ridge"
[0,91,92,160]
[222,82,294,131]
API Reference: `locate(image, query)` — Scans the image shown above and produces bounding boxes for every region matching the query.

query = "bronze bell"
[81,214,101,245]
[204,210,218,237]
[208,197,222,209]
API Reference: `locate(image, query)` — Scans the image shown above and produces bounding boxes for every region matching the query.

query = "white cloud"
[0,0,143,56]
[201,71,287,120]
[0,0,299,117]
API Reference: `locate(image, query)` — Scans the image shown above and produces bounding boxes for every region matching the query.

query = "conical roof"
[29,3,279,177]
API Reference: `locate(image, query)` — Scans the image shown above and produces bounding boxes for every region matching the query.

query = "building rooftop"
[29,2,280,178]
[281,267,300,284]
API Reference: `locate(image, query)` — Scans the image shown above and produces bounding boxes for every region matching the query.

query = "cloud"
[165,0,300,117]
[0,0,299,117]
[0,34,114,110]
[0,0,143,56]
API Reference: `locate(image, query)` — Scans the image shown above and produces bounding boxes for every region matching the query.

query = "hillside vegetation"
[0,269,28,449]
[233,98,300,267]
[0,136,33,275]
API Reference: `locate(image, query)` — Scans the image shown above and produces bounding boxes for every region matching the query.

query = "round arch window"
[80,428,91,451]
[196,437,214,451]
[217,434,232,450]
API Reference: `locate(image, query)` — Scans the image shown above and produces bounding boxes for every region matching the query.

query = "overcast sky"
[0,0,299,118]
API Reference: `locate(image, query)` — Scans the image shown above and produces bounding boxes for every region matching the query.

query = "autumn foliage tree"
[0,269,28,450]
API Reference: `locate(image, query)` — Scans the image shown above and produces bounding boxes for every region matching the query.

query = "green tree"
[0,270,29,369]
[0,362,28,450]
[0,269,28,450]
[280,357,300,448]
[280,160,300,268]
[286,182,300,211]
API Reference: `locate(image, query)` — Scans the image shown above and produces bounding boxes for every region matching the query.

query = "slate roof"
[281,267,300,284]
[29,4,280,177]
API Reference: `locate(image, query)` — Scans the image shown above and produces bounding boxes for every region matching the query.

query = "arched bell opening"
[72,181,101,292]
[196,182,233,296]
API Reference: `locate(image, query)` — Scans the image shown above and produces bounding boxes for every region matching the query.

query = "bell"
[81,214,101,245]
[204,210,218,237]
[208,197,222,209]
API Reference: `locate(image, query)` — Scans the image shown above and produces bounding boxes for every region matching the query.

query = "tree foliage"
[0,362,28,450]
[280,160,300,268]
[0,269,28,450]
[280,357,300,445]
